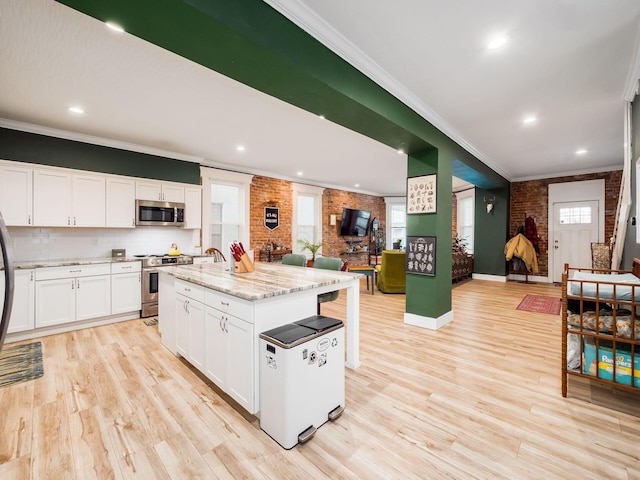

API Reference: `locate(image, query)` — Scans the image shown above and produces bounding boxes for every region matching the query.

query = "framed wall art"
[406,236,436,276]
[407,174,436,214]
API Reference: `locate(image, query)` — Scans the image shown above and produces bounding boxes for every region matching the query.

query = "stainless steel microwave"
[135,200,185,227]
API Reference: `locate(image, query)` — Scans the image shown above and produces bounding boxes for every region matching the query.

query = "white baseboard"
[472,273,507,282]
[508,274,552,283]
[404,310,453,330]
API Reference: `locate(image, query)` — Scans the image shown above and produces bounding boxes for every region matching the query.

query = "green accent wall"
[0,128,200,184]
[474,187,510,275]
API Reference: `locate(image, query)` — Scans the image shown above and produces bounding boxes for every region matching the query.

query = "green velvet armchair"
[375,250,406,293]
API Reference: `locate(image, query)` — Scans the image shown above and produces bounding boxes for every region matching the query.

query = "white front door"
[551,200,600,282]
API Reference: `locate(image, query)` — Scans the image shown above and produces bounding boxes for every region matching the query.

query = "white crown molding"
[623,19,640,101]
[0,118,204,164]
[263,0,511,181]
[511,164,623,183]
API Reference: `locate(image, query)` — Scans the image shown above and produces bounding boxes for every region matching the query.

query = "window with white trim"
[292,183,324,258]
[385,197,406,249]
[456,189,475,253]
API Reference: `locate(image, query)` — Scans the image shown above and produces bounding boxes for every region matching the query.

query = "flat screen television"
[339,208,371,237]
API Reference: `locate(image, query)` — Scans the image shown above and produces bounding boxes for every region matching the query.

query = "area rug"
[516,294,561,315]
[0,341,44,388]
[143,317,158,326]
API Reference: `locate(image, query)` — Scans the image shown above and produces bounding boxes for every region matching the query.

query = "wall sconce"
[484,196,496,214]
[329,214,337,226]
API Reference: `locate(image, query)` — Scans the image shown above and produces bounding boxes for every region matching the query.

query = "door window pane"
[559,207,592,224]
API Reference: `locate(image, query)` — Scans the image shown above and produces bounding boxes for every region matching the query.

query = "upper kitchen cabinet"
[33,169,106,227]
[136,180,185,203]
[184,186,202,229]
[0,162,33,226]
[106,177,136,228]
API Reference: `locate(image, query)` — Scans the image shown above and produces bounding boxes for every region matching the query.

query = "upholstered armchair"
[375,250,406,293]
[313,256,342,313]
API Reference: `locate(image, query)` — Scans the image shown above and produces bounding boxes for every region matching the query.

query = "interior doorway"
[549,180,604,283]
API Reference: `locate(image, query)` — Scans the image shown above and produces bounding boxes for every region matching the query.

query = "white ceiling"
[1,0,639,196]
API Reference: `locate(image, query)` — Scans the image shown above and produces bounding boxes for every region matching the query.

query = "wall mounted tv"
[339,208,372,237]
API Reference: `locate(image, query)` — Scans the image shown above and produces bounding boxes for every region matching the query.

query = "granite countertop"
[160,262,363,301]
[14,256,142,269]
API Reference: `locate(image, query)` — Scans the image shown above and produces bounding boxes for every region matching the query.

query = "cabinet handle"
[219,317,223,331]
[30,271,33,281]
[224,317,228,333]
[220,301,229,307]
[122,266,132,270]
[74,216,77,226]
[138,274,141,283]
[68,216,71,226]
[185,287,190,292]
[77,279,80,289]
[71,280,74,290]
[132,219,135,226]
[28,214,31,225]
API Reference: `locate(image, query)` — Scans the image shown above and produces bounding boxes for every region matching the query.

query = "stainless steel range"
[139,254,193,317]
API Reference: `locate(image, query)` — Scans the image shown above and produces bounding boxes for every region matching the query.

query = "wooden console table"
[258,248,292,262]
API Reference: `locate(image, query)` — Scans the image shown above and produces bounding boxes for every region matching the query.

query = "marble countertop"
[160,262,362,301]
[13,256,142,269]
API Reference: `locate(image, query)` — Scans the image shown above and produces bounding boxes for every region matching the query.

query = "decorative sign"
[264,207,279,231]
[407,174,437,214]
[406,236,436,276]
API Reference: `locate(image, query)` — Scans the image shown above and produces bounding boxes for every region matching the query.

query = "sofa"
[375,250,406,293]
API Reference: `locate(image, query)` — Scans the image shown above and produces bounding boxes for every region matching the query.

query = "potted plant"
[392,238,403,250]
[452,233,468,254]
[297,239,325,266]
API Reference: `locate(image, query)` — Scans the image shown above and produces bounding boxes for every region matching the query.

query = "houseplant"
[452,233,468,254]
[297,239,325,265]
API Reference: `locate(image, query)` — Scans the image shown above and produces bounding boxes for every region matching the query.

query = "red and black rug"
[516,294,561,315]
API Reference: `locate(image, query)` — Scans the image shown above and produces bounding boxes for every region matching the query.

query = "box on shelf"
[583,337,640,387]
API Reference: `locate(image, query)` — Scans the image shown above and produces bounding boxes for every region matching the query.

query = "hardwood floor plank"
[0,382,33,464]
[69,406,122,480]
[32,399,74,479]
[154,431,215,479]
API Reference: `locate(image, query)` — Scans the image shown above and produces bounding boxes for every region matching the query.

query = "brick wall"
[452,193,458,237]
[248,176,386,264]
[509,170,622,276]
[249,176,293,252]
[323,189,386,264]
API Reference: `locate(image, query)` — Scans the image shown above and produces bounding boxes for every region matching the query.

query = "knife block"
[234,253,255,273]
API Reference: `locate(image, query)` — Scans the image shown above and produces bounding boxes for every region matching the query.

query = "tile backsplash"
[7,227,200,261]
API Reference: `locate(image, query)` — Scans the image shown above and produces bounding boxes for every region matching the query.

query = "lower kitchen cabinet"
[204,305,253,412]
[0,269,35,333]
[111,262,141,314]
[35,264,111,328]
[175,293,205,371]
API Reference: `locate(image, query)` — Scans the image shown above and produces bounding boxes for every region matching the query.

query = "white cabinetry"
[0,164,33,226]
[35,264,111,328]
[111,262,141,314]
[106,177,136,228]
[33,170,106,227]
[136,180,185,203]
[174,279,205,371]
[184,186,202,229]
[204,290,254,412]
[192,257,214,265]
[0,269,35,333]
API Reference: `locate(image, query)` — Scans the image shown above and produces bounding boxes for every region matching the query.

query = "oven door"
[142,268,159,304]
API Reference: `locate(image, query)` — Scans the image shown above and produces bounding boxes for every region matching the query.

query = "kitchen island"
[158,262,361,415]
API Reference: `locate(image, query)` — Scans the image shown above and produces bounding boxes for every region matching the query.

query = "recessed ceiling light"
[487,36,508,50]
[397,149,405,155]
[354,183,360,188]
[575,149,587,155]
[296,171,303,176]
[236,145,245,152]
[523,116,537,124]
[105,22,124,33]
[319,115,326,120]
[68,106,84,114]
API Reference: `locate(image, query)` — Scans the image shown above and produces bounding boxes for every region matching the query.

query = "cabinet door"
[0,269,35,333]
[204,306,226,388]
[0,165,33,226]
[106,178,136,228]
[187,300,205,371]
[76,275,111,321]
[35,278,76,327]
[175,294,189,358]
[225,315,254,412]
[184,186,202,229]
[72,174,106,227]
[136,181,162,201]
[111,272,141,314]
[161,184,184,203]
[33,169,72,226]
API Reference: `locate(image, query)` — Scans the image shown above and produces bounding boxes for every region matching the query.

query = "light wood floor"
[1,279,640,479]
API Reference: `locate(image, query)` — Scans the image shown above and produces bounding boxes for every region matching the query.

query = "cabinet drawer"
[205,289,252,321]
[111,261,141,274]
[175,279,205,302]
[35,263,111,281]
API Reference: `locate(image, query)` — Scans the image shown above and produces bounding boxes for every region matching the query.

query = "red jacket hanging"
[524,216,540,254]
